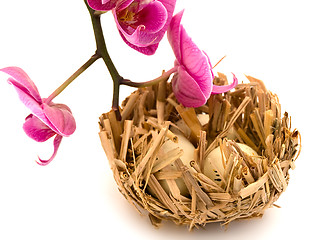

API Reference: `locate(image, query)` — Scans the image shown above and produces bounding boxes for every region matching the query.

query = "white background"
[0,0,317,239]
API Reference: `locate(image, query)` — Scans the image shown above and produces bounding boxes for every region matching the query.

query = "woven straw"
[98,73,301,230]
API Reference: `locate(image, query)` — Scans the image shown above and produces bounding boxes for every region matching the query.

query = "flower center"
[117,2,141,34]
[118,7,137,24]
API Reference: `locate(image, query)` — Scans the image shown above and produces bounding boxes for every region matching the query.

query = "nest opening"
[99,73,301,230]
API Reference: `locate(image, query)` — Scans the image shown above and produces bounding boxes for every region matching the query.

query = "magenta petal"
[36,135,63,166]
[168,11,213,100]
[212,73,238,94]
[23,115,56,142]
[167,10,183,62]
[180,27,213,99]
[117,31,160,55]
[172,66,207,108]
[87,0,112,11]
[87,0,134,11]
[8,82,48,121]
[0,67,51,122]
[1,67,42,104]
[116,0,134,11]
[42,103,76,137]
[115,1,167,47]
[136,0,176,54]
[155,0,176,37]
[135,1,168,33]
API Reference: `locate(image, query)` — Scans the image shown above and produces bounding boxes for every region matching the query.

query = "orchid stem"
[84,1,175,121]
[46,53,100,103]
[85,0,123,120]
[121,67,177,88]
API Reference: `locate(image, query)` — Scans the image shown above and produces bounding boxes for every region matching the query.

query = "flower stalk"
[46,53,100,103]
[121,67,177,88]
[85,0,124,120]
[85,0,177,120]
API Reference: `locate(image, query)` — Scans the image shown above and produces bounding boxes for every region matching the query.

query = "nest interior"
[99,73,301,230]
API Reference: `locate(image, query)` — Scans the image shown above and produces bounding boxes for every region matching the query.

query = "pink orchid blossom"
[87,0,133,12]
[167,11,238,107]
[87,0,176,55]
[0,67,76,166]
[114,0,176,55]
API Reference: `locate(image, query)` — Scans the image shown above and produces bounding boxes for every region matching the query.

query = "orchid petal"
[23,115,56,142]
[168,11,213,102]
[117,32,160,55]
[134,0,176,54]
[43,103,76,137]
[154,0,176,40]
[135,1,168,33]
[172,66,207,108]
[167,10,183,62]
[36,135,63,166]
[212,73,238,94]
[180,27,213,99]
[87,0,113,11]
[87,0,133,11]
[115,1,167,47]
[8,82,47,120]
[1,67,53,123]
[116,0,134,11]
[1,67,42,104]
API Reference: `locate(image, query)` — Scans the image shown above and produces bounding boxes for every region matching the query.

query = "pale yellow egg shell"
[154,133,195,196]
[203,143,259,183]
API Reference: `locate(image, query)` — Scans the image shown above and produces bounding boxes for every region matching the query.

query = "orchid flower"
[167,11,238,108]
[88,0,176,55]
[114,0,176,55]
[0,67,76,166]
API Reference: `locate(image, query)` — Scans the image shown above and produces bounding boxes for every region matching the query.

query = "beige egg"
[171,114,209,137]
[203,143,259,183]
[152,133,195,196]
[236,143,259,158]
[173,118,190,137]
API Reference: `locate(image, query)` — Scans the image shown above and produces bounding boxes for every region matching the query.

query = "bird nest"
[98,73,301,230]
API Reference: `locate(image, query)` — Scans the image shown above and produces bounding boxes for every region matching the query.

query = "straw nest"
[99,73,301,230]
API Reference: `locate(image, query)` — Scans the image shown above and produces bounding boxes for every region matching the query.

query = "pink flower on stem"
[114,0,176,55]
[167,11,238,108]
[1,67,76,166]
[88,0,176,55]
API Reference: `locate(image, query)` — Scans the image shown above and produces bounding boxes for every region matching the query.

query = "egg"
[153,132,195,196]
[152,114,256,196]
[203,143,259,183]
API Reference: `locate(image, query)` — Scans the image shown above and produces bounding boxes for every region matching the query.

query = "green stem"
[84,1,176,121]
[121,67,177,88]
[85,0,122,120]
[46,53,100,103]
